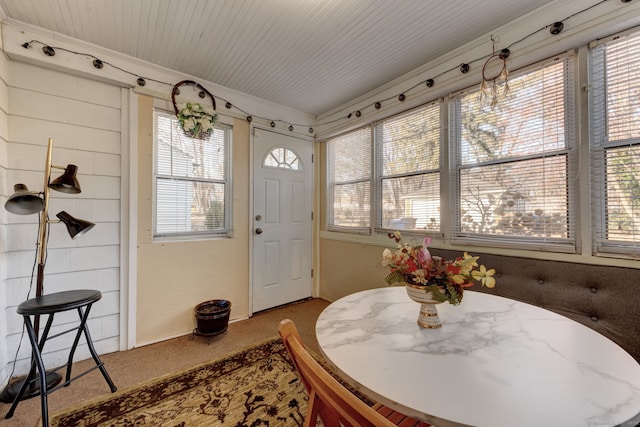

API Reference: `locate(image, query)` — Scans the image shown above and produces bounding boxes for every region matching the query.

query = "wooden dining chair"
[278,319,433,427]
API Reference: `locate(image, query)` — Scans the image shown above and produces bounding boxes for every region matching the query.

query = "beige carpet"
[49,338,308,427]
[0,298,329,427]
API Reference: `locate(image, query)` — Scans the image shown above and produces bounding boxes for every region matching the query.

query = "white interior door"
[252,128,313,313]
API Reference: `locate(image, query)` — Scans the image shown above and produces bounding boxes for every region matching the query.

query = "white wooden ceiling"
[0,0,558,116]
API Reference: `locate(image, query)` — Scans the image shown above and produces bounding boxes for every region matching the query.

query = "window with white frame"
[154,110,232,239]
[327,103,443,234]
[450,57,576,250]
[376,102,442,232]
[327,128,372,232]
[590,30,640,256]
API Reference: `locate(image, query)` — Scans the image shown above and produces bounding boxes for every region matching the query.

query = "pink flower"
[418,236,432,264]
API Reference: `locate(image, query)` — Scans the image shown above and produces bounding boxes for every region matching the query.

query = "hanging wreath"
[172,80,218,139]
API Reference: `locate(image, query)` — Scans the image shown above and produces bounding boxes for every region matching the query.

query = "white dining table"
[315,287,640,427]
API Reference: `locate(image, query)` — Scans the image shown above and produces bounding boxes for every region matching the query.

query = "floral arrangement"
[382,231,495,305]
[176,102,218,139]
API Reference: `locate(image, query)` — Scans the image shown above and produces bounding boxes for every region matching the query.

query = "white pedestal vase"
[404,283,445,328]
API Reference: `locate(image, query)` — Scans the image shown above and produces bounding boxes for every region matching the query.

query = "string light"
[550,22,564,35]
[42,45,55,56]
[16,0,628,132]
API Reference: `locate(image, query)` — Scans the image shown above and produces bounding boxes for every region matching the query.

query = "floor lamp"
[0,137,95,402]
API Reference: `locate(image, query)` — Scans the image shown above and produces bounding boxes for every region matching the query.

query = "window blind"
[590,30,640,256]
[375,102,441,233]
[327,127,372,232]
[450,57,577,250]
[154,110,232,238]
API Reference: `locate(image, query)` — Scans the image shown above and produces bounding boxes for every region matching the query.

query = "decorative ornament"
[479,43,511,111]
[171,80,218,139]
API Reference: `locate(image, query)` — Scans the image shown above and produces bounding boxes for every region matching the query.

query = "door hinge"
[311,211,314,220]
[312,154,314,163]
[311,268,314,278]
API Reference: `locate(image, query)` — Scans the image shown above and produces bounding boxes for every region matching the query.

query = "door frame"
[248,125,316,316]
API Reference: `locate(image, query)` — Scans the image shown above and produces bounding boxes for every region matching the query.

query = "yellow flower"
[462,252,479,266]
[456,252,479,275]
[450,274,467,285]
[471,265,496,288]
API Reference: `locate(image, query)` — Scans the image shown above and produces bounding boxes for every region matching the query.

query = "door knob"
[255,228,263,235]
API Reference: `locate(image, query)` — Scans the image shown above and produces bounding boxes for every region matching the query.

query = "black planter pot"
[194,299,231,337]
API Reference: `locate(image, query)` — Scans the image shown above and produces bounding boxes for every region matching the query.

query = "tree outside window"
[452,59,575,245]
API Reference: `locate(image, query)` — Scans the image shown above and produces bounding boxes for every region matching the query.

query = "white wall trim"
[124,88,138,350]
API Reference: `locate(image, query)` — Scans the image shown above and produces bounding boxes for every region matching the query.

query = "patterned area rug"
[48,338,312,427]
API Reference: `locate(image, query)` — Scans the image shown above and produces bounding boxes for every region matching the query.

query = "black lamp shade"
[50,164,81,194]
[4,184,44,215]
[56,211,95,239]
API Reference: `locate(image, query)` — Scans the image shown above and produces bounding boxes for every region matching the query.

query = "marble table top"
[315,287,640,427]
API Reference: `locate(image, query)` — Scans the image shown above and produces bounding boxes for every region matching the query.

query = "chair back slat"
[278,319,396,427]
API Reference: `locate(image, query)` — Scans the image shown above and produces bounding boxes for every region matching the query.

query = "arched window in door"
[263,147,303,170]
